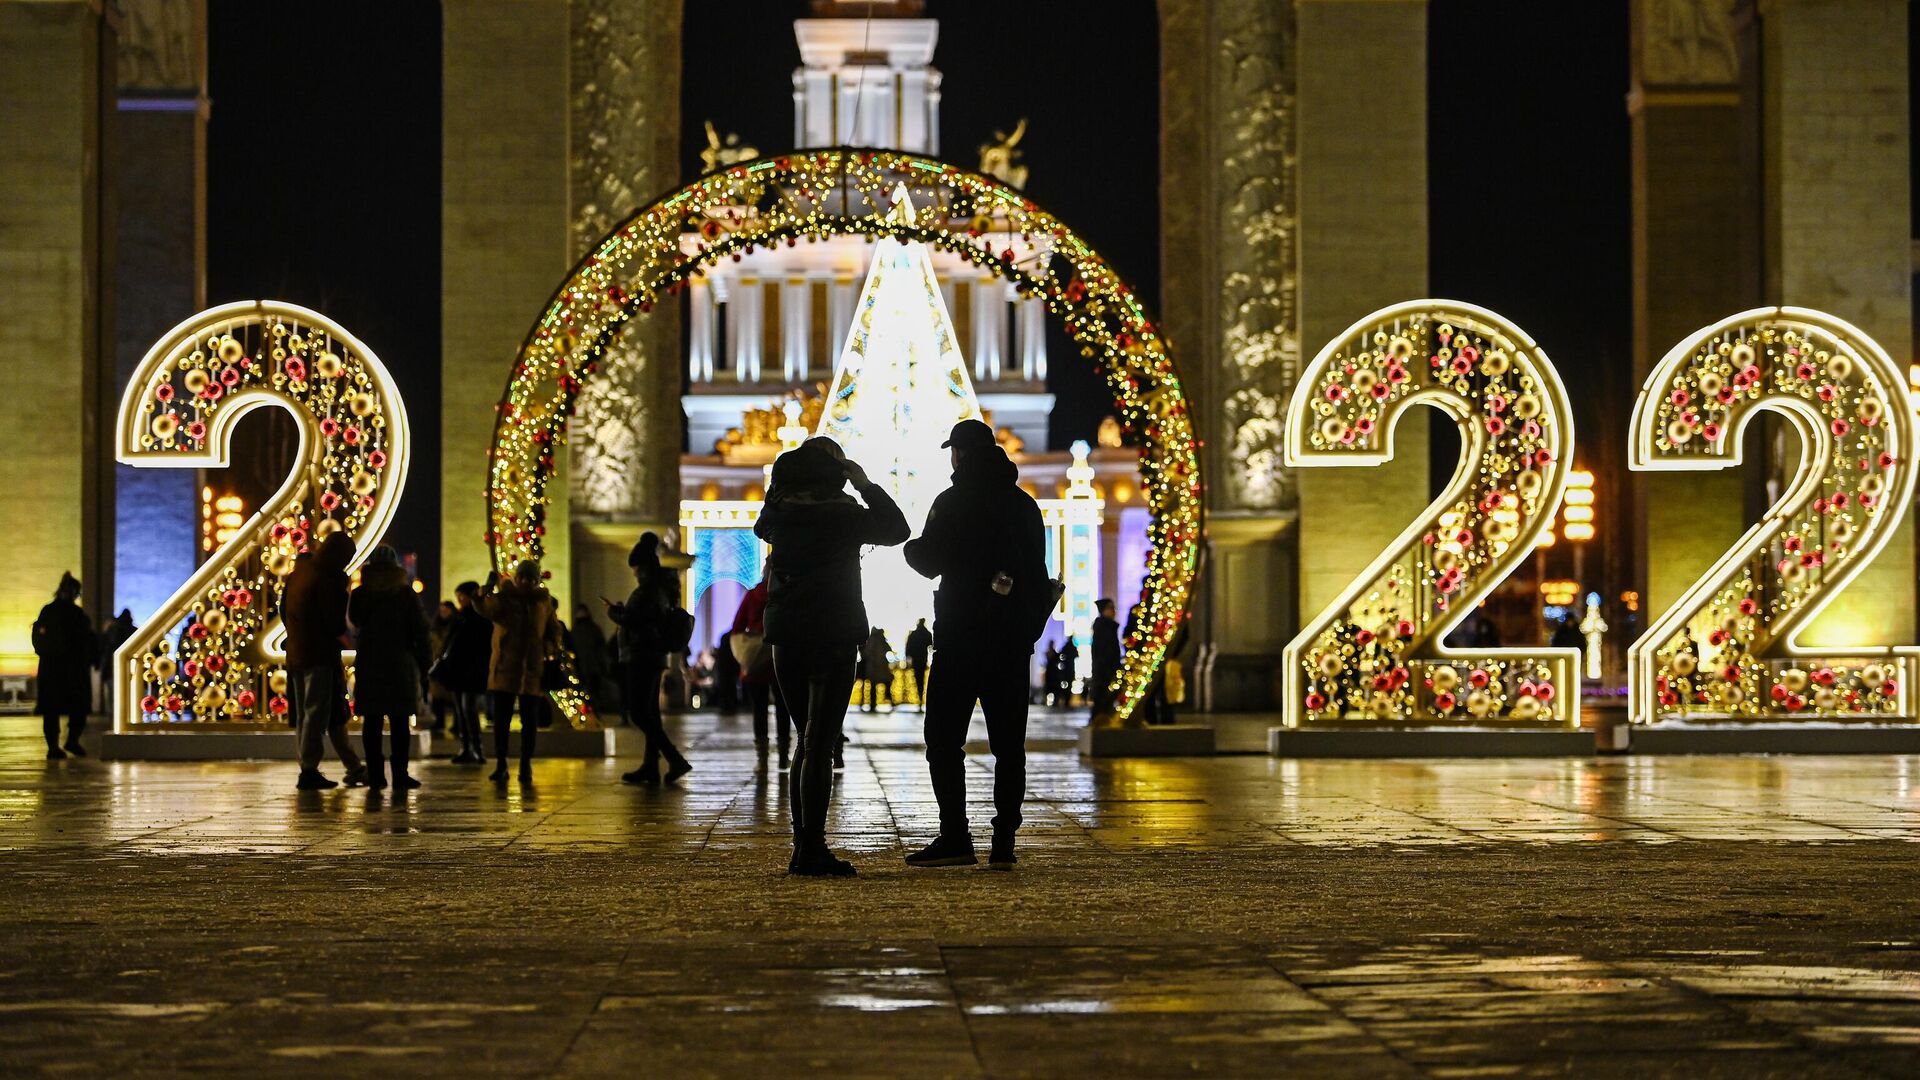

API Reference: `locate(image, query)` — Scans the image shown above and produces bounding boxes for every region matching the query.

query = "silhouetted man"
[904,618,932,706]
[1088,598,1120,718]
[903,419,1052,870]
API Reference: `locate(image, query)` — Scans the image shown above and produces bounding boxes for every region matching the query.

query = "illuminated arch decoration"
[488,150,1201,726]
[1282,301,1578,728]
[113,301,411,731]
[1627,307,1917,724]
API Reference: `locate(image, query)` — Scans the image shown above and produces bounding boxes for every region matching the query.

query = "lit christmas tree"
[815,184,984,639]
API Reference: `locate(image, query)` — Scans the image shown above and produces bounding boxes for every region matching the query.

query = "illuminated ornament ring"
[488,150,1202,726]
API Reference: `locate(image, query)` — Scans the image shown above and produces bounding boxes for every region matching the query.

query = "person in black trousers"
[475,561,561,784]
[755,437,908,876]
[1088,598,1121,719]
[608,533,691,787]
[904,618,932,707]
[903,419,1053,871]
[32,572,97,759]
[349,545,431,791]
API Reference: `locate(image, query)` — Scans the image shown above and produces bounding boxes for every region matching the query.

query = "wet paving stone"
[0,714,1917,1076]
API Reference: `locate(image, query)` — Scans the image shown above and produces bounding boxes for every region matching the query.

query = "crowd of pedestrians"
[30,419,1148,878]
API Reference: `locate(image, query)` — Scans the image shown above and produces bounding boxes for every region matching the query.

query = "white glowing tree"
[815,185,984,642]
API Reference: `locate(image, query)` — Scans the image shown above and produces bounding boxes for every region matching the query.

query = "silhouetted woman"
[32,572,96,759]
[477,560,561,784]
[349,545,431,790]
[608,534,691,786]
[754,437,907,876]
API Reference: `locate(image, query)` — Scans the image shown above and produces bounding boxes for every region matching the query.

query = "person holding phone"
[753,437,908,877]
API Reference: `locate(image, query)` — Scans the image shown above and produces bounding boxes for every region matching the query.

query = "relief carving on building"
[1639,0,1739,85]
[568,0,683,519]
[1214,0,1297,511]
[117,0,201,93]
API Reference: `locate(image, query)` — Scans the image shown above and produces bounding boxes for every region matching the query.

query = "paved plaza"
[2,710,1917,1077]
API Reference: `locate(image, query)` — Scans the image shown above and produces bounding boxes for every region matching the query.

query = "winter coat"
[477,579,562,696]
[348,565,431,717]
[438,606,493,693]
[903,447,1051,656]
[611,567,677,670]
[1090,615,1121,676]
[32,599,97,716]
[862,630,892,683]
[905,623,932,667]
[753,481,909,648]
[283,533,354,670]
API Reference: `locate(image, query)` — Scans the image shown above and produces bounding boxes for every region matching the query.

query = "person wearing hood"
[283,532,367,789]
[754,436,908,876]
[476,559,563,784]
[1088,598,1121,719]
[902,419,1052,871]
[348,545,431,791]
[32,572,97,759]
[606,532,692,787]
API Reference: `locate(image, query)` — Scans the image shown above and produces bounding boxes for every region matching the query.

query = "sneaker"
[45,747,66,761]
[449,749,477,765]
[295,770,336,790]
[790,847,858,877]
[518,763,533,784]
[396,774,422,790]
[341,765,368,788]
[367,771,388,791]
[621,768,659,787]
[63,742,87,758]
[489,765,509,784]
[984,842,1017,872]
[905,834,978,868]
[664,760,692,785]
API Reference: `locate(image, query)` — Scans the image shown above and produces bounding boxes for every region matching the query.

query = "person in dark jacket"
[32,572,97,759]
[283,533,366,789]
[730,577,790,768]
[1088,598,1121,719]
[607,533,692,787]
[902,419,1051,871]
[437,582,494,765]
[1059,638,1080,706]
[570,603,614,713]
[98,608,135,726]
[754,437,908,876]
[476,560,562,784]
[904,618,932,707]
[349,546,431,791]
[427,600,456,735]
[860,626,893,712]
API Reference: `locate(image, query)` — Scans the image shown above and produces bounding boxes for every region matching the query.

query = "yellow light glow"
[1563,505,1594,524]
[1564,522,1596,541]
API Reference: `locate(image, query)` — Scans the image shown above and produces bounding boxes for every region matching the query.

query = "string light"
[1281,301,1578,728]
[1628,307,1916,723]
[114,302,410,731]
[487,149,1202,726]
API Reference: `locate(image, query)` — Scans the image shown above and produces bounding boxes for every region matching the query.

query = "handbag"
[731,630,774,678]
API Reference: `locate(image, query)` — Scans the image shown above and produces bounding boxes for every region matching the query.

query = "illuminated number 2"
[1628,307,1916,724]
[1282,301,1579,728]
[113,302,411,730]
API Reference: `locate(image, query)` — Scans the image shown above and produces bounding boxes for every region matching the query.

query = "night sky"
[201,0,1644,592]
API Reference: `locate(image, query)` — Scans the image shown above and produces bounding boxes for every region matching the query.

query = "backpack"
[661,605,696,655]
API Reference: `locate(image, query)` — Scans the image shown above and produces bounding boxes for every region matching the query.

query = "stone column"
[442,0,572,608]
[566,0,684,615]
[1758,0,1914,644]
[113,0,205,625]
[1160,0,1300,711]
[1629,0,1757,624]
[1295,0,1429,637]
[0,0,112,677]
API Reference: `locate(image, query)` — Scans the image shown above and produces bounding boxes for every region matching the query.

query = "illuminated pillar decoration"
[812,184,982,639]
[487,150,1201,727]
[1580,595,1608,683]
[114,302,411,732]
[1282,301,1579,728]
[1058,439,1104,648]
[1627,307,1917,725]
